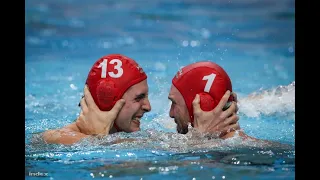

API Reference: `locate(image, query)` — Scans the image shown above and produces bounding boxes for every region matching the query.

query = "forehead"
[169,85,184,101]
[125,79,149,95]
[169,85,179,95]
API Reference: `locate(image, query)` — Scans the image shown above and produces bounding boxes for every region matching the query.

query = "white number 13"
[98,59,123,78]
[202,73,216,92]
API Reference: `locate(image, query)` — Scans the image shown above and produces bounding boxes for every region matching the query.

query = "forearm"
[75,116,112,136]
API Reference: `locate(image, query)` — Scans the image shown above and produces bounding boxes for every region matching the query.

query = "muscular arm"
[222,130,292,149]
[42,126,137,146]
[42,85,126,145]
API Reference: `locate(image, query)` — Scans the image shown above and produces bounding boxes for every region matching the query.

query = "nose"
[169,104,174,118]
[142,97,151,112]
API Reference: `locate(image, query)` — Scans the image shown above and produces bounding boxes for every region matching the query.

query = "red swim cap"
[86,54,147,111]
[172,61,233,126]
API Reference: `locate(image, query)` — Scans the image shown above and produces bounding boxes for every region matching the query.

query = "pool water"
[25,0,295,179]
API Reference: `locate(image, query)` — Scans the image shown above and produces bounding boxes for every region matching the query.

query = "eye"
[135,98,142,102]
[171,103,175,108]
[170,100,176,105]
[135,94,146,102]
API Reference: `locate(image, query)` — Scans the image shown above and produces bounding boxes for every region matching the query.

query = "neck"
[109,126,119,134]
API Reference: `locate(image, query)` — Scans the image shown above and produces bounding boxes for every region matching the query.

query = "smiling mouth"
[132,117,141,126]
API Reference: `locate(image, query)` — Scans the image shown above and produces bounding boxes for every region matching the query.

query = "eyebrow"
[168,96,176,103]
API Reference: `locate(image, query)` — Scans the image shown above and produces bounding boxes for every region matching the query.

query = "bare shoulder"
[42,123,88,145]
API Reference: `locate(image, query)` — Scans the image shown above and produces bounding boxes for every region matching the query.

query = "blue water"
[25,0,295,179]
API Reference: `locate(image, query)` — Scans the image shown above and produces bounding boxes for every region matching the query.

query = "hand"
[76,85,125,136]
[192,90,240,138]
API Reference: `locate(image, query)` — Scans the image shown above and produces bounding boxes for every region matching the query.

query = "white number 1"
[202,73,216,92]
[98,59,123,78]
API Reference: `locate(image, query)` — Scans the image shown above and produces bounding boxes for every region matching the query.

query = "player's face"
[115,80,151,132]
[168,85,190,134]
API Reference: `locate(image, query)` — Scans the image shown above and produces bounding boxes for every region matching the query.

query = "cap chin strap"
[113,122,122,132]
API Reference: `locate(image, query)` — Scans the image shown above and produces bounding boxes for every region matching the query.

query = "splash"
[238,81,295,118]
[27,126,293,156]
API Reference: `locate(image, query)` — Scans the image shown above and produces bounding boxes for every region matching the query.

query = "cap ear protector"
[172,61,233,126]
[199,92,234,111]
[96,80,117,110]
[198,92,215,111]
[78,77,118,110]
[85,54,147,131]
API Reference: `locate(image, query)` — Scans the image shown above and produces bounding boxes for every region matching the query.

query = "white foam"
[238,81,295,118]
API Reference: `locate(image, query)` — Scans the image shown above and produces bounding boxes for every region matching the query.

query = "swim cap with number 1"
[172,61,233,126]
